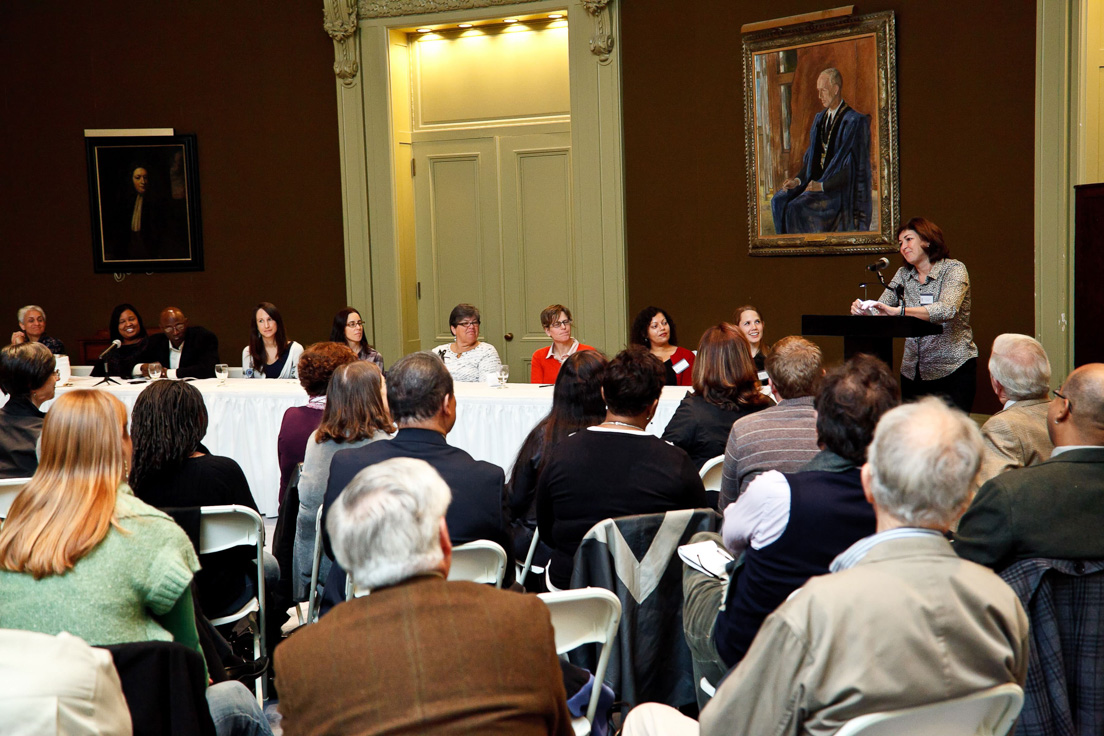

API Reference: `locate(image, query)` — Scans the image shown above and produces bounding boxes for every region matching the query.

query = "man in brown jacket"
[275,457,572,736]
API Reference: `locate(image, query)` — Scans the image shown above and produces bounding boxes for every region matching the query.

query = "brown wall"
[0,3,347,364]
[621,2,1037,413]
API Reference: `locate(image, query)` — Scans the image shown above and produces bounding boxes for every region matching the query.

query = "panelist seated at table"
[432,303,502,383]
[631,306,695,387]
[243,301,303,380]
[530,304,595,384]
[9,304,66,355]
[91,303,150,378]
[330,306,384,368]
[134,306,220,379]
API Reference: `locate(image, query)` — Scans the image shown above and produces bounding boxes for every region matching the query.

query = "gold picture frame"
[744,10,899,255]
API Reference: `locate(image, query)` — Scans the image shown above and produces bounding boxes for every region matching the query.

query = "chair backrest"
[307,505,326,623]
[0,477,30,519]
[539,588,622,725]
[517,527,541,587]
[698,455,725,492]
[448,540,508,588]
[228,366,244,379]
[834,683,1024,736]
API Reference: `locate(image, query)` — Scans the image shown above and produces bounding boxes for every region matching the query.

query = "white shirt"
[721,470,792,556]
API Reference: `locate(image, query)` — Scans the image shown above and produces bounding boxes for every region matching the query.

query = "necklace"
[604,420,644,431]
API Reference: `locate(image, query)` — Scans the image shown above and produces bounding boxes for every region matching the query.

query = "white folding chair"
[198,505,266,704]
[0,477,30,519]
[834,683,1024,736]
[539,588,622,735]
[448,540,508,588]
[517,527,542,588]
[699,455,725,491]
[306,506,326,624]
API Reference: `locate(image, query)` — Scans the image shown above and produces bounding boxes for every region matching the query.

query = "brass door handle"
[504,333,514,341]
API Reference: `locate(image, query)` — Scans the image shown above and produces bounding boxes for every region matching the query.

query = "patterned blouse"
[432,341,502,383]
[878,258,978,381]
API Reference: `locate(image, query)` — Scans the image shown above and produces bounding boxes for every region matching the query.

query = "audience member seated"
[718,335,822,508]
[128,380,275,620]
[529,303,595,383]
[136,306,220,379]
[683,355,897,686]
[91,303,149,377]
[733,305,767,373]
[622,397,1029,736]
[431,303,502,382]
[330,306,383,368]
[662,323,771,470]
[508,350,607,571]
[10,304,66,355]
[292,361,393,602]
[242,301,303,379]
[975,333,1054,488]
[0,389,270,736]
[956,362,1104,571]
[276,457,573,736]
[0,342,56,478]
[536,348,707,590]
[320,352,513,608]
[630,305,695,386]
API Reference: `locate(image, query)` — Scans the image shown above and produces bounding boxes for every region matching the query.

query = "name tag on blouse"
[673,358,690,374]
[920,294,934,305]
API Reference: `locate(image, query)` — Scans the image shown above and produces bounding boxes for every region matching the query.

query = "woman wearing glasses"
[330,306,383,368]
[530,304,595,383]
[431,303,502,382]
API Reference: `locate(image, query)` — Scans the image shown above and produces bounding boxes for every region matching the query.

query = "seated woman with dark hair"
[529,304,595,384]
[536,348,707,589]
[91,303,149,377]
[330,306,383,368]
[662,324,772,470]
[0,342,57,478]
[292,361,394,601]
[630,306,695,386]
[242,301,303,379]
[734,305,768,373]
[508,350,607,576]
[128,380,273,619]
[432,303,502,382]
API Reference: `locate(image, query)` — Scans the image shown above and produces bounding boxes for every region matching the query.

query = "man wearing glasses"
[955,363,1104,570]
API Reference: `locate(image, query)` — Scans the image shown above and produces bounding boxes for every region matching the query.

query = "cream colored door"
[498,132,574,380]
[413,138,504,364]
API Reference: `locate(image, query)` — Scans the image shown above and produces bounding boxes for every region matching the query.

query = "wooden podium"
[801,315,941,369]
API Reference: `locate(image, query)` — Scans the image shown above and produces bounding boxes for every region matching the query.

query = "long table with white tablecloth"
[7,378,690,515]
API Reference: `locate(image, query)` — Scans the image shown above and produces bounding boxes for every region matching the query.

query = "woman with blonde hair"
[292,360,394,600]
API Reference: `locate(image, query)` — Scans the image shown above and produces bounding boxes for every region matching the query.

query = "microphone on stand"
[94,340,124,386]
[866,257,890,272]
[98,340,122,359]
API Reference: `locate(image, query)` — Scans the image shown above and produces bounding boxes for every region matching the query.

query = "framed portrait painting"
[743,11,899,255]
[85,133,204,273]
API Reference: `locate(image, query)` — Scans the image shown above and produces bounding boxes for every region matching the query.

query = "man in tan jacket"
[275,457,573,736]
[622,398,1030,736]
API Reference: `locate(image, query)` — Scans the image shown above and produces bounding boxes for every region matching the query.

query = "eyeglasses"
[1052,387,1073,413]
[549,319,573,329]
[456,320,480,328]
[346,320,365,327]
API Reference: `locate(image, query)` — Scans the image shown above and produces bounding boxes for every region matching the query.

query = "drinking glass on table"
[496,364,509,388]
[215,363,229,385]
[148,362,163,380]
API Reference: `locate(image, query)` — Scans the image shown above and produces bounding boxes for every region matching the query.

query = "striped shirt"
[830,528,944,572]
[719,396,819,510]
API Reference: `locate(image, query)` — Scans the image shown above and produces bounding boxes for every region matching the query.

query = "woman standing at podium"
[850,217,977,412]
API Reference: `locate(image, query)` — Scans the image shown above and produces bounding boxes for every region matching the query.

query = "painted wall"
[0,3,346,364]
[621,2,1037,413]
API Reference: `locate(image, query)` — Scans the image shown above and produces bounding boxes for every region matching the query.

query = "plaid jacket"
[1001,557,1104,736]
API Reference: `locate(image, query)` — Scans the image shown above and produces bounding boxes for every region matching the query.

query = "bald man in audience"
[718,336,822,508]
[622,398,1029,736]
[956,363,1104,570]
[975,333,1053,487]
[136,306,220,378]
[276,458,573,736]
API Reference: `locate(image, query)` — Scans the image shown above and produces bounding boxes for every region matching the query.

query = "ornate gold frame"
[743,11,899,256]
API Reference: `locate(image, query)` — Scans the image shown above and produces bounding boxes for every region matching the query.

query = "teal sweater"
[0,486,200,650]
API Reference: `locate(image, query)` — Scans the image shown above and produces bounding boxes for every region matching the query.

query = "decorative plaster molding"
[582,0,614,63]
[358,0,544,19]
[325,0,361,85]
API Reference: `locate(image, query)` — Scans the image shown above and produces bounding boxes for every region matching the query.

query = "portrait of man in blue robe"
[770,68,872,235]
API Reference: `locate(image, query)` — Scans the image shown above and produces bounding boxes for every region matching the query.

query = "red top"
[530,342,596,383]
[667,345,696,387]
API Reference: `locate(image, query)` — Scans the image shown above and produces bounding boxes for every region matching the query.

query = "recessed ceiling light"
[503,18,518,23]
[458,23,473,28]
[548,13,563,19]
[416,27,432,33]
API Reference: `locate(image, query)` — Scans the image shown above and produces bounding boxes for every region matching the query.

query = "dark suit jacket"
[141,326,220,379]
[320,428,512,607]
[954,447,1104,571]
[275,576,573,736]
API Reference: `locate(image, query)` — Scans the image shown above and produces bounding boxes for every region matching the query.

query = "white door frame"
[323,0,627,362]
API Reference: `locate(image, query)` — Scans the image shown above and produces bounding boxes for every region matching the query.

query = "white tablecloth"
[6,379,690,516]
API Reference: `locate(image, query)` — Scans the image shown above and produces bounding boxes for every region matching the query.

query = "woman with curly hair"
[630,305,695,386]
[292,361,394,601]
[662,323,772,470]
